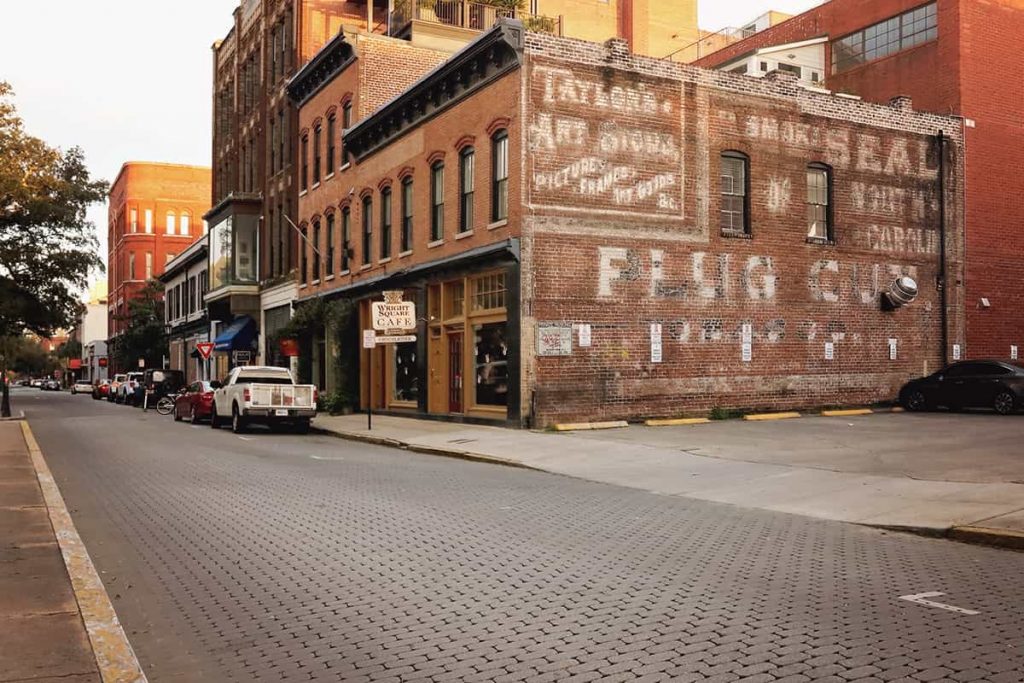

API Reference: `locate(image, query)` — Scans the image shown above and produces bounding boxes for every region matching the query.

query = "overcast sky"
[0,0,823,291]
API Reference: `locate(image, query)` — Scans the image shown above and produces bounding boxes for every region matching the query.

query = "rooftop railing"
[391,0,562,37]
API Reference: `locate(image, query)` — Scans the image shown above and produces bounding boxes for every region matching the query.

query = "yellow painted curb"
[743,411,801,421]
[821,408,874,417]
[20,421,148,683]
[890,406,905,413]
[553,420,629,431]
[644,418,711,427]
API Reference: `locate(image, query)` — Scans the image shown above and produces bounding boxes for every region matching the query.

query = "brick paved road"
[19,389,1024,682]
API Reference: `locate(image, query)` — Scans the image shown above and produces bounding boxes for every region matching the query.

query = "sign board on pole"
[196,342,215,360]
[952,344,962,361]
[363,329,376,349]
[232,350,252,365]
[372,290,416,333]
[138,358,145,368]
[375,335,417,344]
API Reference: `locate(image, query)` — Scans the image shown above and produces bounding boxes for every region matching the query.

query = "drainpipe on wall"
[937,129,948,368]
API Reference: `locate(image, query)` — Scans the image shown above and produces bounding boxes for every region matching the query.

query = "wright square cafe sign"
[367,290,417,345]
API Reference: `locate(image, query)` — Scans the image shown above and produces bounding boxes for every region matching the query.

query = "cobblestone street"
[24,391,1024,682]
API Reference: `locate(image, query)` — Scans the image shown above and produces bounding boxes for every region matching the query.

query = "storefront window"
[472,272,506,311]
[235,217,258,283]
[445,281,464,319]
[474,322,508,407]
[209,217,232,290]
[392,342,419,402]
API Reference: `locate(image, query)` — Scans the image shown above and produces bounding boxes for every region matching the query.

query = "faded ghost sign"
[528,60,683,218]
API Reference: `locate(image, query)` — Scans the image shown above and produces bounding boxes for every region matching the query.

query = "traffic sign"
[196,342,215,360]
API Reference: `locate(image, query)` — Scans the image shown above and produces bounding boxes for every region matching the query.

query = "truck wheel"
[231,404,247,434]
[210,403,221,429]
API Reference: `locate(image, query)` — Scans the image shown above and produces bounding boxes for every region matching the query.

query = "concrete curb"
[821,408,874,417]
[644,417,710,427]
[310,425,540,471]
[0,410,26,421]
[552,420,629,432]
[743,411,802,421]
[949,525,1024,551]
[20,421,148,683]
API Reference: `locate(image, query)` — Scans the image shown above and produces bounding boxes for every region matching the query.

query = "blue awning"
[213,316,257,352]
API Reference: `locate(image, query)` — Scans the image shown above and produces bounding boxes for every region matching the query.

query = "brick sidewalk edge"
[20,420,149,683]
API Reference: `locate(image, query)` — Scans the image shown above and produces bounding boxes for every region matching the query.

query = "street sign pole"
[368,347,373,431]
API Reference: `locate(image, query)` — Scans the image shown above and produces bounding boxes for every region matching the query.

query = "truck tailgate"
[248,384,315,409]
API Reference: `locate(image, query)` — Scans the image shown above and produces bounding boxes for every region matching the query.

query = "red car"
[173,381,220,424]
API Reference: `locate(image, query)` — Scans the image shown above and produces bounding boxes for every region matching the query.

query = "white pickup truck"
[211,366,318,434]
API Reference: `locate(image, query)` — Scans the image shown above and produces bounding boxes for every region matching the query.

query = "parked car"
[899,360,1024,415]
[42,379,61,391]
[173,380,220,424]
[91,379,112,400]
[117,372,144,405]
[30,378,44,388]
[107,373,127,402]
[71,380,93,395]
[143,369,185,406]
[211,366,317,434]
[16,379,31,387]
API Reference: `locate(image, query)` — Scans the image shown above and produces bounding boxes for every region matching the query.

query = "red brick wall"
[695,0,1024,361]
[296,36,511,294]
[959,0,1024,359]
[519,35,965,426]
[107,163,211,339]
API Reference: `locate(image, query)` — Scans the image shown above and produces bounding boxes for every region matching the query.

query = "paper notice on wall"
[577,324,592,348]
[888,338,898,360]
[952,344,962,361]
[741,323,753,344]
[741,343,752,363]
[363,330,376,349]
[824,342,835,360]
[537,325,573,356]
[1012,345,1019,361]
[650,323,663,363]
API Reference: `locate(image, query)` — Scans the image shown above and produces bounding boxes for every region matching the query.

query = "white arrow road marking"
[899,592,980,615]
[310,455,345,461]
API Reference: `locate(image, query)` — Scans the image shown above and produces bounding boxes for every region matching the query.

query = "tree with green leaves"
[0,82,107,415]
[111,279,167,372]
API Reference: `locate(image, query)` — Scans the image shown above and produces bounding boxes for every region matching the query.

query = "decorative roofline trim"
[347,20,525,163]
[286,30,356,107]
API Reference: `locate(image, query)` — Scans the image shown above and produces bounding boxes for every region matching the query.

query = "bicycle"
[155,389,185,416]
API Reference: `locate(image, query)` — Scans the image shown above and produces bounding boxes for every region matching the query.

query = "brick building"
[288,20,965,426]
[693,0,1024,362]
[107,163,211,367]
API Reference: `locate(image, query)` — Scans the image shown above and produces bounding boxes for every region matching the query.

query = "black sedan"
[899,360,1024,415]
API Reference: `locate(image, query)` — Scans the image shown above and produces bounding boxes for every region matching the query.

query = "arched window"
[300,134,309,191]
[180,213,191,236]
[313,124,322,185]
[807,163,833,241]
[380,186,392,260]
[430,161,445,242]
[166,211,176,235]
[362,195,373,265]
[325,212,335,276]
[720,151,750,234]
[491,130,508,222]
[401,177,414,253]
[326,114,336,175]
[459,147,475,233]
[312,218,321,281]
[341,206,351,272]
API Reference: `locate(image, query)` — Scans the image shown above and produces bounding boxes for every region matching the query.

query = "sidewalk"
[1,419,147,683]
[0,420,101,683]
[312,413,1024,546]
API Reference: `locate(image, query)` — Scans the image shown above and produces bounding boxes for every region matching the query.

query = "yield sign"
[196,342,215,360]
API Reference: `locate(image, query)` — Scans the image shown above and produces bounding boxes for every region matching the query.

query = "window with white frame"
[166,211,176,235]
